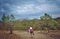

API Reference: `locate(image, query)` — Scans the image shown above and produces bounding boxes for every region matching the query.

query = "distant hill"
[54,17,60,21]
[55,17,60,20]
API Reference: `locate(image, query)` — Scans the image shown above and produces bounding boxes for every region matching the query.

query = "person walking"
[28,27,34,38]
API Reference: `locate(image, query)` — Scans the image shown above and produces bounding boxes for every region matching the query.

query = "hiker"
[28,27,34,38]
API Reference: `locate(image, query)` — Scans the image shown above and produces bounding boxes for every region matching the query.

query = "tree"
[1,14,8,29]
[1,14,15,34]
[40,13,52,33]
[40,13,52,20]
[8,14,15,34]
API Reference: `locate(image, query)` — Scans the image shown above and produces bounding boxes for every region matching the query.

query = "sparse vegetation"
[0,13,60,39]
[0,13,60,31]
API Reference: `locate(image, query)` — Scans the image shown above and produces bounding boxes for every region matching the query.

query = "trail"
[13,31,54,39]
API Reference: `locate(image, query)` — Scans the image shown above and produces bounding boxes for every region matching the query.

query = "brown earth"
[0,30,21,39]
[0,30,60,39]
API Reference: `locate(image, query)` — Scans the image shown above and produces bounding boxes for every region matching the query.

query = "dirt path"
[13,31,54,39]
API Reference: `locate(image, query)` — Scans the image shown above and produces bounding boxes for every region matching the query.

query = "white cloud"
[37,0,47,3]
[0,8,5,12]
[52,14,60,18]
[38,4,60,12]
[12,4,36,14]
[0,0,60,20]
[11,3,60,16]
[56,0,60,2]
[36,0,53,3]
[5,3,10,7]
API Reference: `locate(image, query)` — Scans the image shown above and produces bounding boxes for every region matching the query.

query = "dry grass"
[0,30,60,39]
[47,30,60,39]
[0,30,21,39]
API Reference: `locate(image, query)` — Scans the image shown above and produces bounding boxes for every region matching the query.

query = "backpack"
[30,29,33,33]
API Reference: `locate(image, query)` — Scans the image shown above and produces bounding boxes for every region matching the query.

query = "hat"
[30,27,32,29]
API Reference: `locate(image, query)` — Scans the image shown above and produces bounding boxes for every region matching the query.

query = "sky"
[0,0,60,20]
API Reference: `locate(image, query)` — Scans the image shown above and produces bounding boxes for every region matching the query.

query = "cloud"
[37,0,47,3]
[11,4,36,15]
[11,3,60,15]
[52,14,60,18]
[56,0,60,2]
[0,0,60,20]
[0,8,5,12]
[9,2,60,20]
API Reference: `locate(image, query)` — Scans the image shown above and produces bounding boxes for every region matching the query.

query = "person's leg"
[31,33,34,38]
[30,32,32,38]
